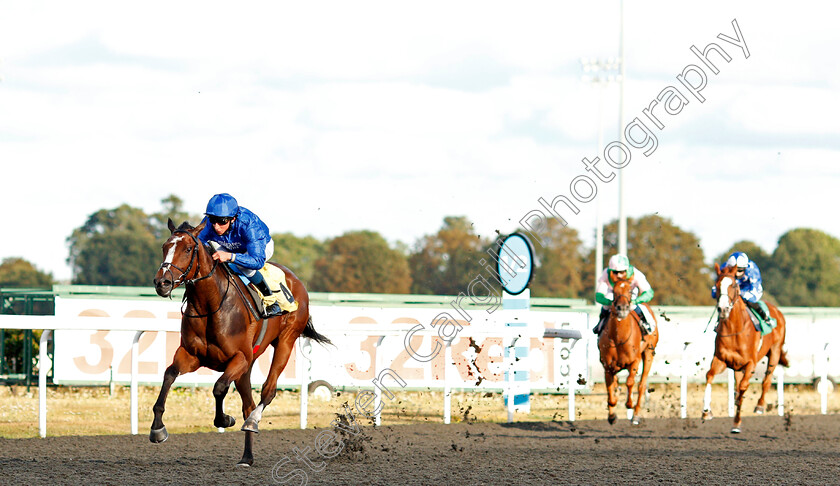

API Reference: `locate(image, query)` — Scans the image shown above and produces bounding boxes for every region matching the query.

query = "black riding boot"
[592,307,610,335]
[745,300,769,323]
[254,280,283,317]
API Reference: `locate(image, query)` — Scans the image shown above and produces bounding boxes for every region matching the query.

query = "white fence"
[0,296,837,437]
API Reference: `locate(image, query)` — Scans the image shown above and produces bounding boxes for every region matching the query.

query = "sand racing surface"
[2,413,838,485]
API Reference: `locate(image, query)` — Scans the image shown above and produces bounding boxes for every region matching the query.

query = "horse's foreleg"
[243,335,296,434]
[150,347,200,443]
[213,352,250,429]
[604,370,618,424]
[625,361,639,413]
[702,357,726,420]
[732,362,756,433]
[234,368,257,467]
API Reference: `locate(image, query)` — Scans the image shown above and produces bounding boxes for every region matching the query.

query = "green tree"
[151,194,195,238]
[714,240,773,273]
[271,233,325,286]
[713,240,777,304]
[601,214,709,305]
[311,230,411,293]
[0,258,53,288]
[530,219,587,298]
[67,204,160,286]
[409,216,490,295]
[765,228,840,306]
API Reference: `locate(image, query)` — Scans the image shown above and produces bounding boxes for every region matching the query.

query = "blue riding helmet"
[205,193,240,218]
[726,252,749,269]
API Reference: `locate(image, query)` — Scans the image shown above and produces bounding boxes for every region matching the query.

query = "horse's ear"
[714,262,721,276]
[167,218,176,234]
[195,220,206,233]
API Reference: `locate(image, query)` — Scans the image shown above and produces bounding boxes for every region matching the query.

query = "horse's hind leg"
[234,368,257,467]
[755,347,781,414]
[150,347,200,443]
[624,361,640,423]
[213,351,250,429]
[243,334,296,433]
[702,357,726,420]
[732,362,756,433]
[633,348,655,425]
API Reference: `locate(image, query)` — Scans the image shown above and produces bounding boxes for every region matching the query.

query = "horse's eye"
[185,246,193,253]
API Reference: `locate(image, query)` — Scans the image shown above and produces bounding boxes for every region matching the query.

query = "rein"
[714,283,753,338]
[606,293,635,347]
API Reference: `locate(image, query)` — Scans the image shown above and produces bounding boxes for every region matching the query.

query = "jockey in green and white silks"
[592,254,655,335]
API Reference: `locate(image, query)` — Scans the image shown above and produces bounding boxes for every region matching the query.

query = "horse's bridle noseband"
[158,230,218,289]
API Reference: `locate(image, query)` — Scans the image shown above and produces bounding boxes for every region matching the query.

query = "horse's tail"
[303,316,333,346]
[778,347,789,367]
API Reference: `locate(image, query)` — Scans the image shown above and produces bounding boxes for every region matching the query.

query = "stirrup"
[263,303,284,318]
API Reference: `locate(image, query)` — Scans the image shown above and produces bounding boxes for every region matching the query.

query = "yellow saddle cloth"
[256,264,299,313]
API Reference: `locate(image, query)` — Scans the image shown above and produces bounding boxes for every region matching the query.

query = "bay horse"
[151,219,330,466]
[598,278,659,425]
[703,263,787,433]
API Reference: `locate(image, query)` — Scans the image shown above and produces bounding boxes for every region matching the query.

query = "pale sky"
[1,1,838,282]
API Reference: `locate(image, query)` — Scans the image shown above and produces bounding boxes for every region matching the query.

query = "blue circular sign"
[496,233,534,295]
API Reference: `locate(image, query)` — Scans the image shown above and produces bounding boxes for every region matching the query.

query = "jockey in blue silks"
[712,251,770,324]
[197,193,287,317]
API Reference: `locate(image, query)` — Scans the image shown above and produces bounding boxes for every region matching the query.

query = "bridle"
[157,230,219,288]
[606,281,635,347]
[715,273,751,337]
[158,229,265,321]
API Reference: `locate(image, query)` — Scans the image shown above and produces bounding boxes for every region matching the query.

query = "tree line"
[1,195,839,307]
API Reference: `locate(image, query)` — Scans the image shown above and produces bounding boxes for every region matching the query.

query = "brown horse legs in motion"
[598,279,659,425]
[150,220,331,466]
[702,263,787,433]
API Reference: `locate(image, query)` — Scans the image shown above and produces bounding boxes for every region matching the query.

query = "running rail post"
[728,369,735,417]
[38,329,52,438]
[776,364,784,416]
[821,342,829,415]
[680,342,690,419]
[444,340,452,425]
[374,336,387,426]
[300,338,312,429]
[130,331,144,435]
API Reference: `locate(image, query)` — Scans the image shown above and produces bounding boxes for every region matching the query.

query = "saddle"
[235,264,299,316]
[632,305,657,335]
[746,301,777,336]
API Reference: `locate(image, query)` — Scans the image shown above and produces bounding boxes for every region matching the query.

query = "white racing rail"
[0,314,583,437]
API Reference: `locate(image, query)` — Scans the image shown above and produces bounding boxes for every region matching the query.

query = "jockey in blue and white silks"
[712,251,770,323]
[197,193,286,317]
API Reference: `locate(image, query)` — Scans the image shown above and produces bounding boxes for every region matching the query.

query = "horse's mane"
[177,221,194,231]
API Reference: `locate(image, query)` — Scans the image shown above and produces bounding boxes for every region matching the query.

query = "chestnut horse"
[151,220,330,466]
[703,263,787,433]
[598,278,659,425]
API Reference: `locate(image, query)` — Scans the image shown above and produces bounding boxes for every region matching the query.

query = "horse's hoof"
[236,462,252,468]
[631,417,641,426]
[241,419,260,433]
[214,415,236,428]
[608,413,617,425]
[149,426,169,443]
[754,406,765,415]
[701,410,713,421]
[731,427,741,434]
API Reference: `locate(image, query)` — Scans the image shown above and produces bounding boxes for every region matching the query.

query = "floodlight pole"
[617,0,627,256]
